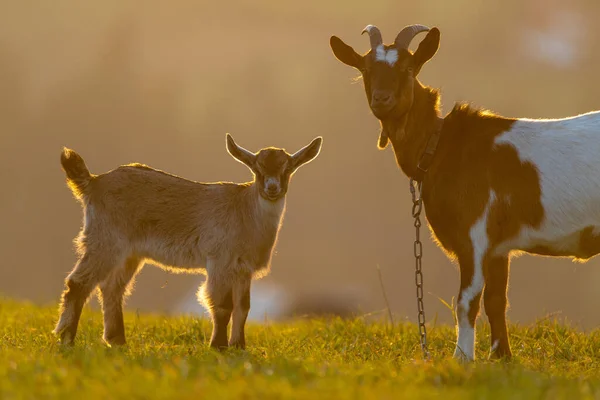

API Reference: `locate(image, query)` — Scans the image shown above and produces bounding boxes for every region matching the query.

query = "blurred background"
[1,0,600,328]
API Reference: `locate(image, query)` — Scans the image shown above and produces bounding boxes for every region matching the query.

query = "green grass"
[1,299,599,399]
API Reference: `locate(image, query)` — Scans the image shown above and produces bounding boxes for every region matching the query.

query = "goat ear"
[226,133,256,168]
[330,36,364,69]
[291,137,323,171]
[413,27,440,75]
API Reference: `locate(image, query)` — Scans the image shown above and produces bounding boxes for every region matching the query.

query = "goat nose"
[373,91,392,104]
[266,183,278,193]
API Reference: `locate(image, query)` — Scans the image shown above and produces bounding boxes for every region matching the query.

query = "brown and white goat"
[54,134,322,349]
[330,24,600,360]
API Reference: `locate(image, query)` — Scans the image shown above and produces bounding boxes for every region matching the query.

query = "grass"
[1,299,599,399]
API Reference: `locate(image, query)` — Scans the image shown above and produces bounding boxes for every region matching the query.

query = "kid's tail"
[60,147,93,200]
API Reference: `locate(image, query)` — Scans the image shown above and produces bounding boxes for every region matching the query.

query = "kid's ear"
[226,133,256,168]
[291,136,323,171]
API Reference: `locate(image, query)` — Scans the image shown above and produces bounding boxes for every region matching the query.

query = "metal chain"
[409,178,429,360]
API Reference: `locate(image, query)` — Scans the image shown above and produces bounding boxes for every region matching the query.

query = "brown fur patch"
[577,226,600,260]
[378,86,544,361]
[418,103,544,259]
[410,99,543,360]
[482,254,511,359]
[256,149,289,174]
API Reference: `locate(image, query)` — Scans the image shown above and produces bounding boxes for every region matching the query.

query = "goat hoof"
[104,335,127,347]
[489,349,512,361]
[452,350,473,363]
[229,341,246,350]
[57,330,76,346]
[59,339,75,347]
[209,340,229,351]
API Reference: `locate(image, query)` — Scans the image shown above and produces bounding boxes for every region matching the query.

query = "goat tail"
[60,147,93,200]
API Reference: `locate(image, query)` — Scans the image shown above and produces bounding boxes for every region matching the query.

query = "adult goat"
[330,24,600,360]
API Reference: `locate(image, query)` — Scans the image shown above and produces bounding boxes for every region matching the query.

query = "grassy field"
[1,299,599,399]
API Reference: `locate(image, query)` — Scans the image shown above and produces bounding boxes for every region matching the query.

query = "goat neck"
[381,81,442,180]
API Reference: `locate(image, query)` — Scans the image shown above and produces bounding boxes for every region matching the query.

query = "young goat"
[330,24,600,360]
[54,134,322,349]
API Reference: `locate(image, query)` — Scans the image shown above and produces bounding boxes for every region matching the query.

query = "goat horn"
[361,25,383,51]
[394,24,430,50]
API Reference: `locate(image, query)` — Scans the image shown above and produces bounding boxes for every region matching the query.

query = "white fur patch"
[454,324,474,361]
[258,196,286,218]
[491,339,500,354]
[454,190,495,361]
[492,110,600,258]
[375,44,398,66]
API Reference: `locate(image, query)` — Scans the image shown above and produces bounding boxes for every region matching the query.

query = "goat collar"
[413,116,444,182]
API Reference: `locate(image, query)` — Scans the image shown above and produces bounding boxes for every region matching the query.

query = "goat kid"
[54,134,322,349]
[330,24,600,361]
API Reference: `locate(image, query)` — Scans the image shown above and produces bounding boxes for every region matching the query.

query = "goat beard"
[377,127,390,149]
[377,114,409,150]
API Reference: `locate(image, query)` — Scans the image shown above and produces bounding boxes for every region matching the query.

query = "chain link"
[409,178,429,360]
